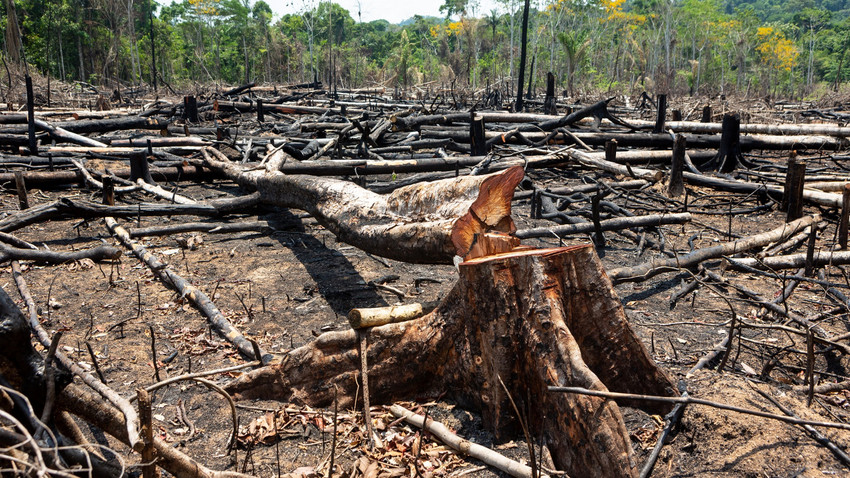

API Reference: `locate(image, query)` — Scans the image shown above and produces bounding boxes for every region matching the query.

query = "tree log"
[201,149,527,264]
[226,244,676,477]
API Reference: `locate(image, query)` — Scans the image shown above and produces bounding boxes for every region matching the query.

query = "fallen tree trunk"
[0,194,260,233]
[0,164,226,190]
[726,251,850,271]
[682,172,843,208]
[200,148,527,264]
[226,244,676,477]
[421,129,850,151]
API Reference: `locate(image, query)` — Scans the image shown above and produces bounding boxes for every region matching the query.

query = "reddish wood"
[226,245,676,477]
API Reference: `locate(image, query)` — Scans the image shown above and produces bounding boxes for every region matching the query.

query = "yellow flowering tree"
[755,25,798,92]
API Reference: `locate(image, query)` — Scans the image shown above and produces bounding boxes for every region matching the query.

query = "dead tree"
[514,0,531,112]
[705,112,753,172]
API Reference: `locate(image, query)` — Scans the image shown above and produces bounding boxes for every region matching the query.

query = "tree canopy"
[2,0,849,97]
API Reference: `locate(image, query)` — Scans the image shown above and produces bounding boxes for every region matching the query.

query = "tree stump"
[226,245,676,478]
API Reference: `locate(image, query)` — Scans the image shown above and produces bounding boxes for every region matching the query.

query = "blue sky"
[263,0,502,24]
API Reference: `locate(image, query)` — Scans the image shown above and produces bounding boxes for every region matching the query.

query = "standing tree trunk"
[514,0,531,112]
[3,0,23,66]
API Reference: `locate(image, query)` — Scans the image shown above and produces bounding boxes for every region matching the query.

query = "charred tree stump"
[183,96,199,123]
[783,154,806,222]
[256,99,265,123]
[605,139,618,163]
[667,133,685,197]
[470,114,487,156]
[840,184,850,249]
[226,244,676,477]
[706,112,746,172]
[544,72,557,115]
[701,104,712,123]
[129,152,155,185]
[25,76,36,155]
[653,94,667,134]
[14,171,29,210]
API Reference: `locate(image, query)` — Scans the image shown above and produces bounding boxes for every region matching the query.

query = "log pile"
[0,82,849,477]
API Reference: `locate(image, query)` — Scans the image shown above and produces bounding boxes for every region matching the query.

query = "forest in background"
[2,0,850,100]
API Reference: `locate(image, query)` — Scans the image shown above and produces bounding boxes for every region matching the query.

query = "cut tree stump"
[226,244,676,478]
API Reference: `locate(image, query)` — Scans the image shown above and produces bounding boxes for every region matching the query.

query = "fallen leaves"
[237,403,475,478]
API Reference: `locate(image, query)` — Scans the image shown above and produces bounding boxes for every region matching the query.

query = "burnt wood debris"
[0,77,848,478]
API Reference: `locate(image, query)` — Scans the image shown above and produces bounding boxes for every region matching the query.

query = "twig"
[140,361,260,397]
[497,375,537,478]
[357,329,378,448]
[548,386,850,431]
[84,342,106,383]
[192,378,238,457]
[327,384,338,478]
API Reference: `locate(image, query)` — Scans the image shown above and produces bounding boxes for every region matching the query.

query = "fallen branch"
[104,217,271,363]
[388,404,552,478]
[0,194,261,233]
[516,213,691,239]
[0,243,121,264]
[9,261,142,451]
[608,215,819,283]
[726,251,850,271]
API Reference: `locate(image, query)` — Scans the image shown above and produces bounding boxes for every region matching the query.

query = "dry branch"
[516,213,691,239]
[726,251,850,271]
[104,217,271,363]
[548,386,850,431]
[0,194,260,233]
[608,215,819,283]
[0,243,121,264]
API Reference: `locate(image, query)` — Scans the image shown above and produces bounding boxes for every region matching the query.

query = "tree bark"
[226,244,676,478]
